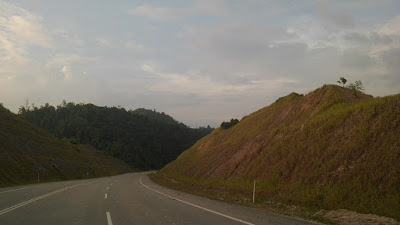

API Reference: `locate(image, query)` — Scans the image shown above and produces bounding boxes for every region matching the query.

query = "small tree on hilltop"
[337,77,347,87]
[347,80,364,96]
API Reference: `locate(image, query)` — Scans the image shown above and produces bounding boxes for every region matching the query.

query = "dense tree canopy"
[19,102,213,170]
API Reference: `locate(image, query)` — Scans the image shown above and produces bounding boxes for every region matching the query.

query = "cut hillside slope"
[0,105,132,187]
[156,85,400,221]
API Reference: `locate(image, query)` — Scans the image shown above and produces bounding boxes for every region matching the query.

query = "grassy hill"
[154,84,400,221]
[0,104,132,187]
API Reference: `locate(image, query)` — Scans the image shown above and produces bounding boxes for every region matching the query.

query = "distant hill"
[19,103,213,170]
[156,85,400,221]
[0,104,131,187]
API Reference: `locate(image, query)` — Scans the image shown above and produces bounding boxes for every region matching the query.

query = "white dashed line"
[139,176,255,225]
[106,211,113,225]
[105,193,108,199]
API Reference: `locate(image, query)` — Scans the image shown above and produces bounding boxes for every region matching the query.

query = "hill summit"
[156,84,400,221]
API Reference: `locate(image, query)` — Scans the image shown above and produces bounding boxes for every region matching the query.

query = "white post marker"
[252,180,256,204]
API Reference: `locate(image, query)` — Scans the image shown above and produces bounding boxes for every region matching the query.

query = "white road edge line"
[105,193,108,199]
[106,211,113,225]
[0,181,95,216]
[139,176,255,225]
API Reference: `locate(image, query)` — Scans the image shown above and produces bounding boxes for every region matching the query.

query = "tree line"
[19,102,213,170]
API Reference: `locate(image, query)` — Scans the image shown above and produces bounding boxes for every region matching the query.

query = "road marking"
[0,185,44,194]
[106,187,109,190]
[105,193,108,199]
[139,176,255,225]
[0,181,95,216]
[106,211,113,225]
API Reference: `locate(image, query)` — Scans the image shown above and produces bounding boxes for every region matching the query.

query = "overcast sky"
[0,0,399,127]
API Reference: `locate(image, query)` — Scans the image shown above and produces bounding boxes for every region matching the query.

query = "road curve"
[0,172,314,225]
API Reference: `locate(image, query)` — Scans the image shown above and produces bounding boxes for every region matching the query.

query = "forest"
[19,102,213,170]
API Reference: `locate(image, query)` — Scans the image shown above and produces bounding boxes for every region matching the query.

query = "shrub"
[220,119,239,129]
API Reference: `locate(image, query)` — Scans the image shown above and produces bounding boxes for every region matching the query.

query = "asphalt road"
[0,172,314,225]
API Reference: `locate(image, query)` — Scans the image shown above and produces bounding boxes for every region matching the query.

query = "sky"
[0,0,399,127]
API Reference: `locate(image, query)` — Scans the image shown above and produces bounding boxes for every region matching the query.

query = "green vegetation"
[154,85,400,221]
[275,92,304,103]
[132,108,177,124]
[337,77,347,87]
[0,105,132,187]
[337,77,365,96]
[19,103,213,170]
[347,80,365,96]
[220,119,239,130]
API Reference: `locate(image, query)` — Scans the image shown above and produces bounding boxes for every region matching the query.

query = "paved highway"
[0,172,314,225]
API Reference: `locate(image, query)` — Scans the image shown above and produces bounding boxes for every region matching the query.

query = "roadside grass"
[150,173,338,224]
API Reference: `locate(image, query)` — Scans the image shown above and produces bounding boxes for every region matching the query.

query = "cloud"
[191,0,231,17]
[177,23,314,83]
[126,1,232,22]
[95,37,111,47]
[126,4,179,21]
[315,0,355,28]
[124,40,145,50]
[141,64,155,73]
[0,2,103,113]
[381,48,400,72]
[174,10,400,103]
[45,54,93,69]
[0,1,54,83]
[379,15,400,36]
[60,65,72,80]
[336,0,395,9]
[0,73,16,86]
[179,24,295,61]
[344,32,394,47]
[0,2,53,52]
[141,63,299,99]
[8,16,52,47]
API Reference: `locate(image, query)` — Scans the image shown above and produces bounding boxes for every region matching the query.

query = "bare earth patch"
[314,209,399,225]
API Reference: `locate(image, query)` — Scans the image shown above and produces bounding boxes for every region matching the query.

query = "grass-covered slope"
[156,85,400,220]
[0,105,131,187]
